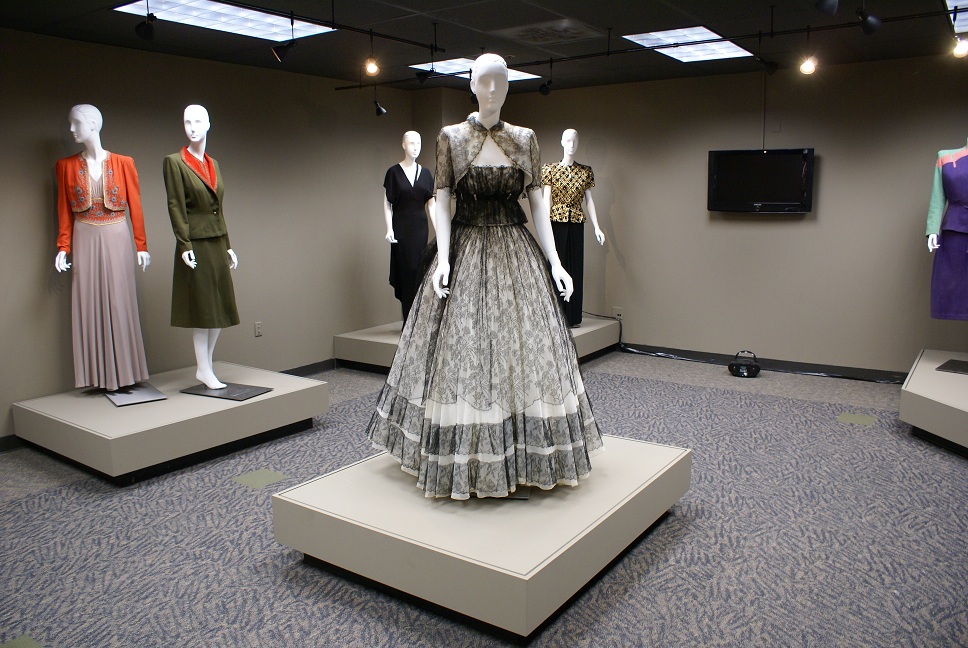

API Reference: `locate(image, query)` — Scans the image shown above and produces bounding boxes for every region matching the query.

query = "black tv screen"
[707,148,815,213]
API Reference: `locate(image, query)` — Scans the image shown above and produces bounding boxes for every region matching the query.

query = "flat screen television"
[707,148,815,213]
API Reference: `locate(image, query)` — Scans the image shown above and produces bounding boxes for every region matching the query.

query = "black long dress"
[384,163,434,322]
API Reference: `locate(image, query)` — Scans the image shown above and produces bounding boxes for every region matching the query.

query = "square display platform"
[900,349,968,451]
[12,362,329,480]
[272,435,691,637]
[334,315,620,368]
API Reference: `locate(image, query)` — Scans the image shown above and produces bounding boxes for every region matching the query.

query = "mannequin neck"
[560,152,575,166]
[474,109,501,130]
[187,140,207,160]
[399,156,417,169]
[80,137,106,164]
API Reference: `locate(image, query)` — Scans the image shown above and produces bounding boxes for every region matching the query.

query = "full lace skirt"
[366,220,603,499]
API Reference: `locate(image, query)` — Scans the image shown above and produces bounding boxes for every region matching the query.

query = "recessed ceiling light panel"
[115,0,334,42]
[946,1,968,34]
[623,26,752,62]
[410,58,539,81]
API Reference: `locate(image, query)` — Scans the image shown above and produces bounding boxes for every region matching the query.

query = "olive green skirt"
[171,235,240,328]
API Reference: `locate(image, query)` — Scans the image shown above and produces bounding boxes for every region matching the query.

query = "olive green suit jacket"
[163,152,229,256]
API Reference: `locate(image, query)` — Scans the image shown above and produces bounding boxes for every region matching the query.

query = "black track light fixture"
[857,6,881,35]
[815,0,839,15]
[538,59,553,96]
[415,70,431,83]
[272,11,296,62]
[374,99,387,116]
[135,1,156,41]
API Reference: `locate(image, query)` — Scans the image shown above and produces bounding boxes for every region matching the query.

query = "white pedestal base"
[12,362,329,480]
[900,349,968,451]
[334,315,620,368]
[272,435,691,637]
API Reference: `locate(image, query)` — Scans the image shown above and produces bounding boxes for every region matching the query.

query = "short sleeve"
[585,165,595,190]
[540,163,554,187]
[435,129,454,192]
[525,130,542,192]
[383,166,396,203]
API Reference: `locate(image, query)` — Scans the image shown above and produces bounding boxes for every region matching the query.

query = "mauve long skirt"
[931,230,968,320]
[71,219,149,390]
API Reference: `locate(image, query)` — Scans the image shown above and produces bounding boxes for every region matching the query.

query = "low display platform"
[272,435,691,638]
[334,315,620,368]
[12,362,329,481]
[900,349,968,452]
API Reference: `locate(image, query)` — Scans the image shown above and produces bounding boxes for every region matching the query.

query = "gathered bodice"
[453,166,528,227]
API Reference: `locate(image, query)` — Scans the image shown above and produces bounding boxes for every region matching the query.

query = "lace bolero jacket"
[434,114,542,196]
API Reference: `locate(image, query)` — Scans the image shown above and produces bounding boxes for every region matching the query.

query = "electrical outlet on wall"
[254,321,263,337]
[611,307,623,320]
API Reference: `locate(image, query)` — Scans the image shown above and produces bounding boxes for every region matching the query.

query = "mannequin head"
[470,54,509,119]
[183,104,210,144]
[402,131,421,161]
[561,129,579,158]
[68,104,103,144]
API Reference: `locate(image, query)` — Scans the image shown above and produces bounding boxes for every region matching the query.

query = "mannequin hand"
[432,261,451,298]
[928,234,940,252]
[54,250,71,272]
[137,251,151,271]
[386,230,397,244]
[595,228,605,245]
[550,263,574,302]
[227,249,238,269]
[182,250,197,269]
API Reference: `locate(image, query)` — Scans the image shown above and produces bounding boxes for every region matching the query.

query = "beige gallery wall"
[503,54,968,373]
[3,26,968,440]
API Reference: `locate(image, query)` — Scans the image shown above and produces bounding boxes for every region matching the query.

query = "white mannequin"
[384,131,436,243]
[55,106,151,272]
[543,129,605,245]
[181,104,237,390]
[432,54,573,301]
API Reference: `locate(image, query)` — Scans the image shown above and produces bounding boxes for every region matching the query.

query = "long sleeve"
[163,155,193,256]
[927,155,946,237]
[54,158,75,253]
[120,156,148,252]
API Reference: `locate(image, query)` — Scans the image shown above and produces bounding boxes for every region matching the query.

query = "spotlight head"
[272,40,296,63]
[539,80,552,96]
[814,0,838,15]
[756,58,779,75]
[955,38,968,58]
[365,57,380,76]
[415,70,431,84]
[800,56,817,75]
[374,100,387,117]
[857,9,881,35]
[135,14,156,41]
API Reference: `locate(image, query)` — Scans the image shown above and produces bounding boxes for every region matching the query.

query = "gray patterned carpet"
[1,352,966,647]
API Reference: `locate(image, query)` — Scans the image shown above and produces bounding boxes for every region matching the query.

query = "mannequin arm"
[181,250,197,269]
[928,233,940,252]
[926,157,946,237]
[426,196,437,235]
[54,250,71,272]
[431,188,452,298]
[227,249,238,269]
[384,196,396,243]
[584,189,605,245]
[528,186,573,301]
[137,251,151,271]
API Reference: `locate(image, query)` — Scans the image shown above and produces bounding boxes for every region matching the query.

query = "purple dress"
[929,148,968,320]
